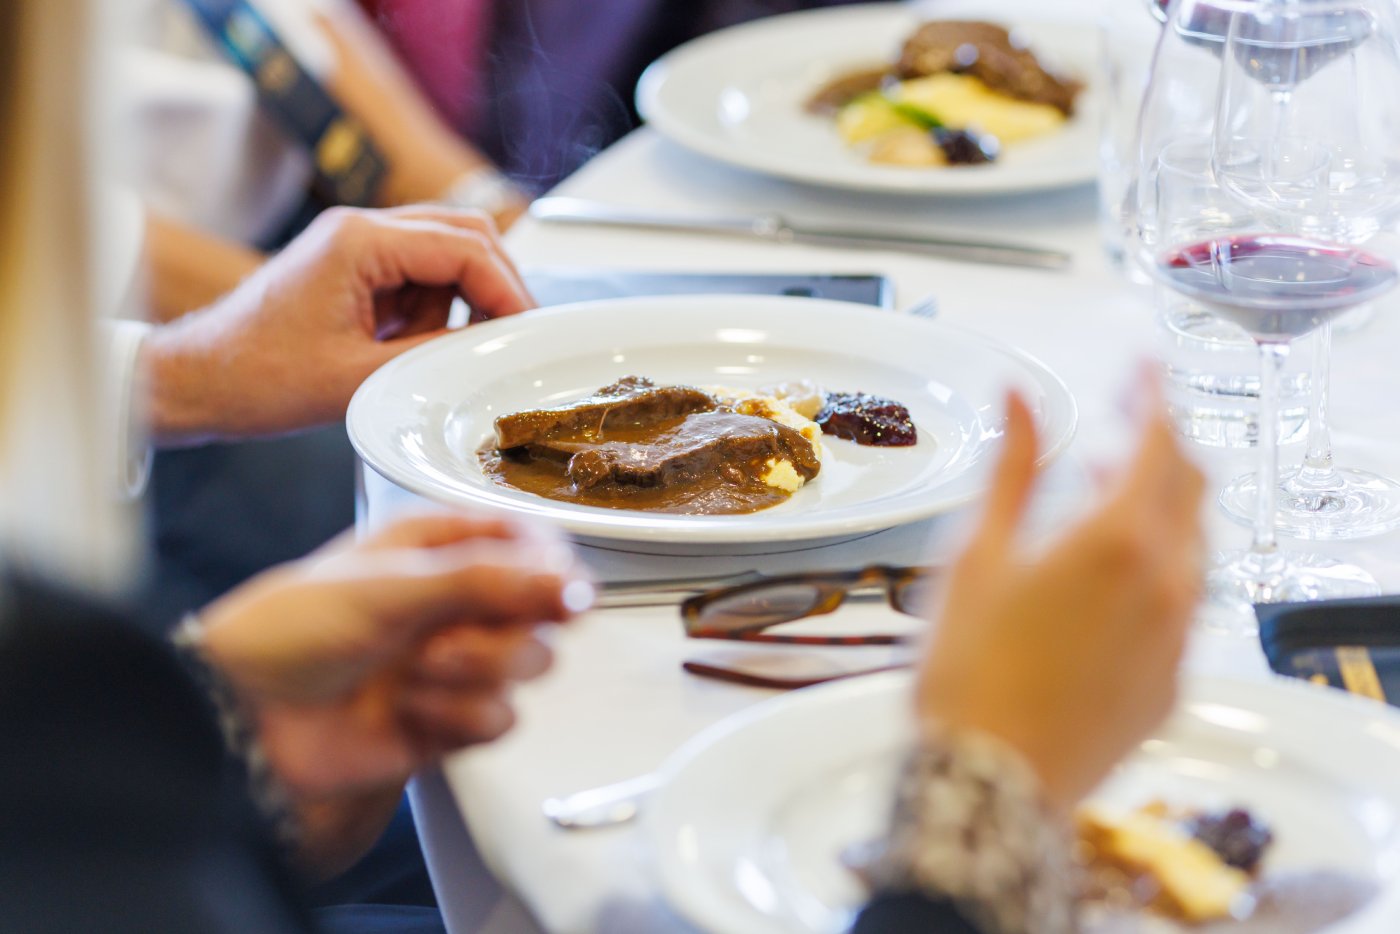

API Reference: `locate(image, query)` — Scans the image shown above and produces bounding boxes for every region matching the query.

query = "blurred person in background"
[358,0,884,192]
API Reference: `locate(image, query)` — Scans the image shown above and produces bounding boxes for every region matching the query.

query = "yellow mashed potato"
[836,73,1067,167]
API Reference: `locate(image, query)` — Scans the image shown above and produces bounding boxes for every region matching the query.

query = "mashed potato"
[836,73,1067,167]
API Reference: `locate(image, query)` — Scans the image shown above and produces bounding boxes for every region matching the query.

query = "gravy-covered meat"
[481,378,824,515]
[548,411,821,491]
[896,20,1080,115]
[493,376,716,450]
[805,67,893,115]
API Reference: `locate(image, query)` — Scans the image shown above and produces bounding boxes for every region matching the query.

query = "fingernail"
[562,579,596,615]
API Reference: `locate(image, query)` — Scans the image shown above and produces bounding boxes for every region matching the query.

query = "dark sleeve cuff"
[171,614,301,851]
[853,891,989,933]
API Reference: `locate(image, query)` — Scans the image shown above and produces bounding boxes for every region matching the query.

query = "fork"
[902,294,939,319]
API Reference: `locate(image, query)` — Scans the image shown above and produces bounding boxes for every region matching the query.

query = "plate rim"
[643,670,1400,934]
[346,295,1079,544]
[635,4,1100,197]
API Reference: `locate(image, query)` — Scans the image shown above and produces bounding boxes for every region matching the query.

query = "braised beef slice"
[523,411,822,491]
[806,67,894,115]
[493,376,717,450]
[895,21,1081,115]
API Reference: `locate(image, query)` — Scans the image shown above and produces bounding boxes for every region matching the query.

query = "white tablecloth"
[357,4,1400,929]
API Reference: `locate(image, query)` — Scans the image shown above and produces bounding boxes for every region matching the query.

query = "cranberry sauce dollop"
[815,392,917,447]
[1186,808,1275,875]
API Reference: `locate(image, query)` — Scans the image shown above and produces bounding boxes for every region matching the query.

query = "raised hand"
[916,379,1206,811]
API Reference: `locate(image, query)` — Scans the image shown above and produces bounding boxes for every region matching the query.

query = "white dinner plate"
[644,671,1400,934]
[636,5,1101,196]
[346,296,1076,551]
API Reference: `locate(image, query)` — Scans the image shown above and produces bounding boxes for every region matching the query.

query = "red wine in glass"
[1156,234,1397,340]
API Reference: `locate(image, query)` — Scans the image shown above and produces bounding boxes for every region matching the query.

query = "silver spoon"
[902,294,939,319]
[542,772,661,830]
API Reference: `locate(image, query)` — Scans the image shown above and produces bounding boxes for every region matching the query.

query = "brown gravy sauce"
[479,412,806,516]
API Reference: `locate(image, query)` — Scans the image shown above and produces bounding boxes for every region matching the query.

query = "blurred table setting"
[352,0,1400,931]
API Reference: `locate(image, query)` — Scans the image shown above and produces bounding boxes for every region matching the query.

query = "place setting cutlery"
[530,196,1073,271]
[597,570,770,609]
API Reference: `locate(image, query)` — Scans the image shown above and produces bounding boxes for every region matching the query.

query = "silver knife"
[530,197,1072,271]
[596,570,768,608]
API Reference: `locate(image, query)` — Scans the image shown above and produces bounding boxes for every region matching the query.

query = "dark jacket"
[0,573,310,934]
[853,892,988,933]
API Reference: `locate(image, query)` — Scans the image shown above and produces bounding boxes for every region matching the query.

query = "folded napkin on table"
[1257,596,1400,707]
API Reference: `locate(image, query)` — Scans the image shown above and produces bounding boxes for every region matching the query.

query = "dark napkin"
[1257,596,1400,706]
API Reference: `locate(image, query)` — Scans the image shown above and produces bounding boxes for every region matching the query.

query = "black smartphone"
[521,270,895,309]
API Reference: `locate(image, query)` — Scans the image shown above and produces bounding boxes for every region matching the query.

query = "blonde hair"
[0,0,133,591]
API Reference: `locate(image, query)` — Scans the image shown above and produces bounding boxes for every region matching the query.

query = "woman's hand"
[144,206,533,446]
[195,511,591,799]
[916,382,1206,812]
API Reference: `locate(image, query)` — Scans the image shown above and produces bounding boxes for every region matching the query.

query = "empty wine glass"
[1211,0,1400,540]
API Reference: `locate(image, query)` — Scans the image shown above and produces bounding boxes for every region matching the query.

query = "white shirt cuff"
[104,320,154,500]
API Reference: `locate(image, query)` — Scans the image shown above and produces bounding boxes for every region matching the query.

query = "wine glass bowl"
[1147,140,1314,449]
[1226,6,1374,91]
[1155,233,1397,342]
[1212,1,1400,245]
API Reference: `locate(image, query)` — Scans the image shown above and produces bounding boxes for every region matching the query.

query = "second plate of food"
[347,295,1076,551]
[646,671,1400,933]
[635,5,1101,196]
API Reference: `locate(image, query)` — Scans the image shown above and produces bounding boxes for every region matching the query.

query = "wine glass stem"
[1282,323,1344,509]
[1253,342,1289,560]
[1302,322,1336,474]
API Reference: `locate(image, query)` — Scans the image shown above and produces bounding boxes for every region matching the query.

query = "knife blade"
[530,197,1072,271]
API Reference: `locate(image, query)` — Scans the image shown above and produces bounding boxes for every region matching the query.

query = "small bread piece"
[1077,807,1253,923]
